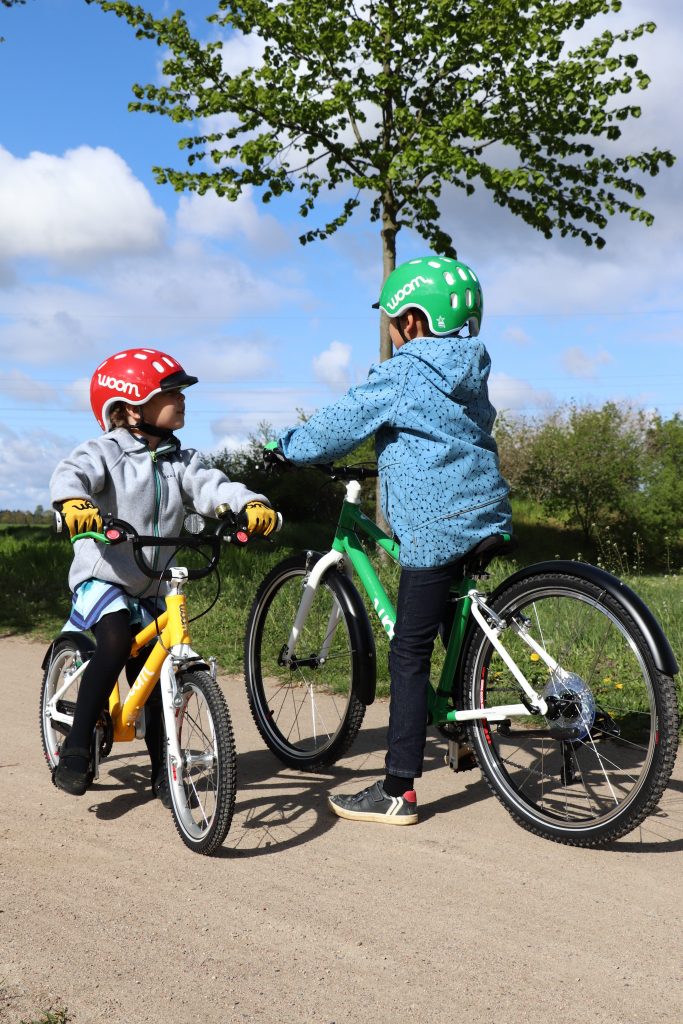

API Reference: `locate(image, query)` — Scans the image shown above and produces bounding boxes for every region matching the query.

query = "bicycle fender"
[41,630,96,670]
[491,560,679,676]
[314,560,377,706]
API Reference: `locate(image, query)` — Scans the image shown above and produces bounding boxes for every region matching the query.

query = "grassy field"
[1,516,681,714]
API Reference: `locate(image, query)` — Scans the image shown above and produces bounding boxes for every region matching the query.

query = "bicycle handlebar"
[262,445,378,482]
[68,514,249,582]
[316,463,378,482]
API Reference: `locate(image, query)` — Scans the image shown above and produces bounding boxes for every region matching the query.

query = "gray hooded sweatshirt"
[50,428,268,598]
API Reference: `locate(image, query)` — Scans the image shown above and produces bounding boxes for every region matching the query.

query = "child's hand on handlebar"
[262,441,290,470]
[58,498,103,538]
[239,501,279,537]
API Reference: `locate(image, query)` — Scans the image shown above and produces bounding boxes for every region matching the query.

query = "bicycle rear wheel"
[244,553,366,770]
[166,670,237,855]
[460,571,679,846]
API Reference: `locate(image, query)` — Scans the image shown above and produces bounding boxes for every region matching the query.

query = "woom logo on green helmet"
[386,275,432,311]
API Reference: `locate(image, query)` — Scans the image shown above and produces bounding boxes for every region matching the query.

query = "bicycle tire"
[244,553,367,770]
[459,570,679,847]
[166,669,237,855]
[40,635,93,770]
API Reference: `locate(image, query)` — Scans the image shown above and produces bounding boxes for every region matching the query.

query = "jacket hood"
[396,336,489,400]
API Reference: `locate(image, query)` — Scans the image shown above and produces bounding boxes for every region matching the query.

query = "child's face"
[141,388,186,431]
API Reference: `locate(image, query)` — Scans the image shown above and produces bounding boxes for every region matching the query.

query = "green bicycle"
[244,463,679,847]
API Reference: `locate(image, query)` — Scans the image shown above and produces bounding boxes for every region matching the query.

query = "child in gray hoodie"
[50,346,277,800]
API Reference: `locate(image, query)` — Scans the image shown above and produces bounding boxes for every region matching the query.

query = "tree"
[520,401,646,542]
[636,414,683,565]
[90,0,674,363]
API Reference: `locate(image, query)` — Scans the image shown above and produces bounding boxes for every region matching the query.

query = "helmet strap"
[130,420,175,441]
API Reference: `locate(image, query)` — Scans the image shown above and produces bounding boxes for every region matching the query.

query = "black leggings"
[66,610,164,774]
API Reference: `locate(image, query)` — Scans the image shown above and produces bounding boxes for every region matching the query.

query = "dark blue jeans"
[385,563,460,780]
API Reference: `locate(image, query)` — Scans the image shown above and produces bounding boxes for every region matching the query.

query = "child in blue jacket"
[277,256,512,825]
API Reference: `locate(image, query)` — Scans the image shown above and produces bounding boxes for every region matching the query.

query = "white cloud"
[501,326,532,346]
[0,370,59,405]
[0,240,307,365]
[66,377,91,414]
[218,29,266,76]
[185,339,274,381]
[210,387,311,443]
[489,372,554,413]
[561,346,614,379]
[313,340,352,391]
[0,146,166,264]
[0,422,74,509]
[177,187,288,249]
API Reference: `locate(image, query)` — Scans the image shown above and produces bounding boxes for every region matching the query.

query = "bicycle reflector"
[235,530,249,545]
[104,527,124,544]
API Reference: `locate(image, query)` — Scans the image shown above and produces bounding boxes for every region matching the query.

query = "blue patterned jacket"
[279,336,512,568]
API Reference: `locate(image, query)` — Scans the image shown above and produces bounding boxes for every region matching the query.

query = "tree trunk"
[375,196,398,534]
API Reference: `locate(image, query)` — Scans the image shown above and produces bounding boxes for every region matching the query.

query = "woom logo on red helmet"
[96,374,142,398]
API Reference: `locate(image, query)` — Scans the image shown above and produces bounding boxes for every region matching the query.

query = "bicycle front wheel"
[166,670,237,856]
[244,553,366,770]
[460,571,679,847]
[40,636,92,770]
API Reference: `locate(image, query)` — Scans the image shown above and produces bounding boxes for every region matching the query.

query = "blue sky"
[0,0,681,510]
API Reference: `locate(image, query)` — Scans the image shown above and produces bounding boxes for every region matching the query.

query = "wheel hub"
[542,668,596,741]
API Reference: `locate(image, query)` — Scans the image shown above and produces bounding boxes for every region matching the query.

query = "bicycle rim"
[245,556,365,769]
[168,670,236,855]
[463,573,679,846]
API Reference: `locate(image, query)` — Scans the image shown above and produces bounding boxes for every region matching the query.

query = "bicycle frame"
[284,478,550,724]
[45,566,209,783]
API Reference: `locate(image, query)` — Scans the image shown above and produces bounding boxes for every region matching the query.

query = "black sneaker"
[328,781,418,825]
[52,745,93,797]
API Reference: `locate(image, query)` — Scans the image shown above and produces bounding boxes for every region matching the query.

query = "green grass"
[20,1010,70,1024]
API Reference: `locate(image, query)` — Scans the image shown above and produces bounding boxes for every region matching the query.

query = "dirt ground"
[1,634,682,1024]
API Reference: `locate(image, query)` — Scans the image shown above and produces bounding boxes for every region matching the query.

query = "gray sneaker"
[328,781,418,825]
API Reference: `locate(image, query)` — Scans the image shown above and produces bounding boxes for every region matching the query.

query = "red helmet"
[90,348,198,430]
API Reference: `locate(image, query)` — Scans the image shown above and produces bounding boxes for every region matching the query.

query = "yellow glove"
[60,498,103,538]
[241,501,278,537]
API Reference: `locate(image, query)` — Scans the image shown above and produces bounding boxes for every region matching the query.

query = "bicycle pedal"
[446,738,477,773]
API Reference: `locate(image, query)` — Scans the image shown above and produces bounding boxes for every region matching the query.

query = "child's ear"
[124,404,141,425]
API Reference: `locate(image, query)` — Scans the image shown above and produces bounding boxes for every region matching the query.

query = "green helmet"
[375,256,483,337]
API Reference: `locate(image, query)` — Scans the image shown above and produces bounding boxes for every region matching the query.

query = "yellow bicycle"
[40,514,247,855]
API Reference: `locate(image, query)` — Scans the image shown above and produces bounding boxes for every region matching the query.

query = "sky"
[0,0,682,510]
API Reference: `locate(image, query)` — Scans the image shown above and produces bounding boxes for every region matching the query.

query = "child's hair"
[107,401,130,430]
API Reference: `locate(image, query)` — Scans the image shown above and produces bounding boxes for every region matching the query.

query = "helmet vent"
[465,288,473,308]
[443,271,455,286]
[152,360,165,373]
[450,293,459,308]
[133,352,148,361]
[428,260,441,268]
[458,267,468,281]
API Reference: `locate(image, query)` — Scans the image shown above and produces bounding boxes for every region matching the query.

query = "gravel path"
[2,635,682,1024]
